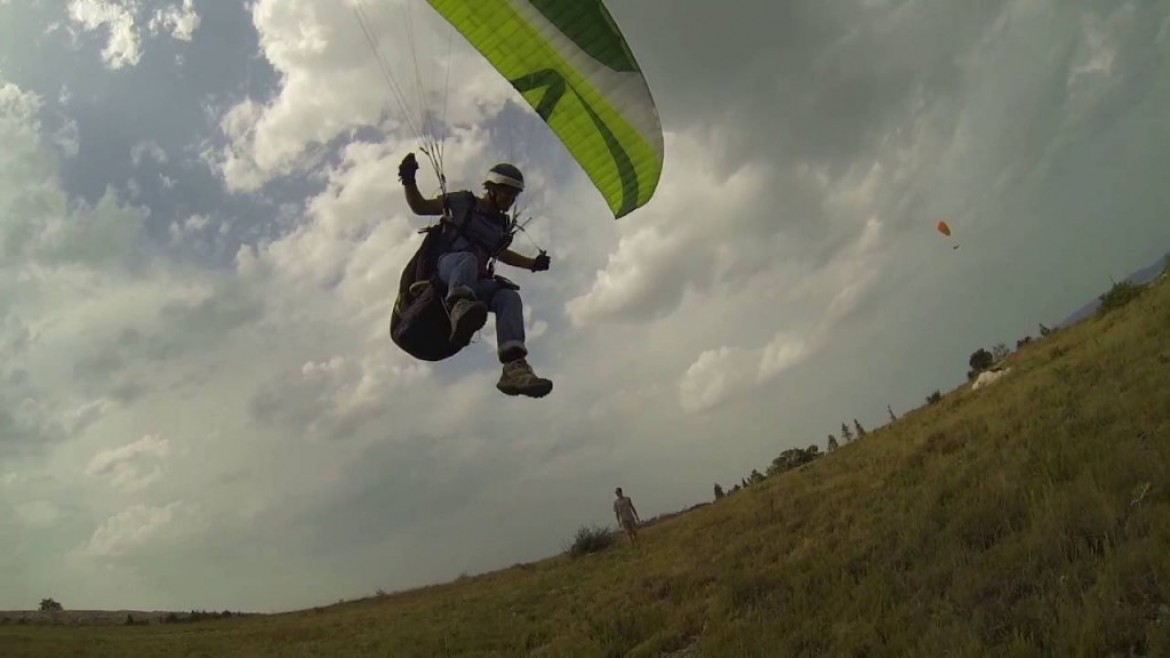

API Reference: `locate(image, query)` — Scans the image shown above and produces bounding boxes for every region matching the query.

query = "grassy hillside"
[4,275,1169,657]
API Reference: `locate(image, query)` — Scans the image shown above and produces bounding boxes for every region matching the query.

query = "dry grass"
[4,277,1169,657]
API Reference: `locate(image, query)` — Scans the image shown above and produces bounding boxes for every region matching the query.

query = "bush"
[968,348,994,376]
[1097,280,1146,315]
[38,598,62,612]
[567,524,616,558]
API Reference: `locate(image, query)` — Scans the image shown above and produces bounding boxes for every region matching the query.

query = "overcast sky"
[2,0,1169,613]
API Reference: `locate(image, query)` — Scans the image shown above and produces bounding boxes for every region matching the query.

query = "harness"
[389,190,524,362]
[436,191,515,275]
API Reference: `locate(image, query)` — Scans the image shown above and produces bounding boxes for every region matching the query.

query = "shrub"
[568,524,616,558]
[38,598,62,612]
[1097,280,1146,315]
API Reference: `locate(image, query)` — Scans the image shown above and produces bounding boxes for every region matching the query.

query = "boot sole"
[450,303,488,347]
[497,380,553,398]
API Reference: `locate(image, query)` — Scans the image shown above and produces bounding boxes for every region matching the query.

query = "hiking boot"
[448,298,488,347]
[496,358,553,398]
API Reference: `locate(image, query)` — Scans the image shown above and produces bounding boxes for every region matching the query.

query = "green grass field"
[4,274,1168,657]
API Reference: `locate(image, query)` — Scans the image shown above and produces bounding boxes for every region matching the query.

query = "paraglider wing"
[936,220,959,249]
[425,0,664,218]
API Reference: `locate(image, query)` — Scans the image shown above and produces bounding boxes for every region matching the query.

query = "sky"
[1,0,1169,613]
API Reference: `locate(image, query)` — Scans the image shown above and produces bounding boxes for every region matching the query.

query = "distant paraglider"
[937,220,959,249]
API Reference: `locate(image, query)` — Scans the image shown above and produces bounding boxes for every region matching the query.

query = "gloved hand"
[530,251,550,272]
[398,152,419,185]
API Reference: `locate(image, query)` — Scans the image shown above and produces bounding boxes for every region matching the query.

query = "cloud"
[1,84,146,271]
[564,131,775,326]
[131,139,168,166]
[14,500,61,527]
[66,0,142,69]
[674,230,877,413]
[149,0,200,41]
[85,434,171,492]
[63,397,114,435]
[0,369,70,460]
[210,0,520,192]
[69,501,205,562]
[52,118,80,158]
[64,0,202,69]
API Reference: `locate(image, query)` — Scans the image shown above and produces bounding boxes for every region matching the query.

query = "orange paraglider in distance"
[936,220,959,249]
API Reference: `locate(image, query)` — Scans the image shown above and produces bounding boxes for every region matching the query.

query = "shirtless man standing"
[613,487,642,547]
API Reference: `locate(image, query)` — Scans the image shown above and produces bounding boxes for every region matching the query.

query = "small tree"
[887,405,897,422]
[1038,323,1052,337]
[713,483,724,500]
[827,434,839,452]
[1097,280,1146,315]
[853,419,867,438]
[969,348,994,374]
[840,422,853,443]
[768,447,819,476]
[39,598,62,612]
[927,390,943,405]
[748,469,765,485]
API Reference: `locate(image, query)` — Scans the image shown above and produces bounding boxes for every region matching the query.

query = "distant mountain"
[1057,252,1169,328]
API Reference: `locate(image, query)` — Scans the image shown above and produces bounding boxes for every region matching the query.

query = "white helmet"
[485,163,524,192]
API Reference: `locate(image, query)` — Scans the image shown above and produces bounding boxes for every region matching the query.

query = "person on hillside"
[398,152,553,398]
[613,487,642,547]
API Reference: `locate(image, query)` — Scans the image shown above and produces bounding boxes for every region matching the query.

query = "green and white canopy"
[427,0,664,218]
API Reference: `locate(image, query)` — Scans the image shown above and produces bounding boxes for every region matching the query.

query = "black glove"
[398,152,419,185]
[530,251,550,272]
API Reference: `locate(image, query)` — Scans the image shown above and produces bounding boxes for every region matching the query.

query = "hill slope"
[1057,252,1168,328]
[4,278,1170,657]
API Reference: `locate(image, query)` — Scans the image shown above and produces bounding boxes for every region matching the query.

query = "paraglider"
[937,220,959,249]
[358,0,664,397]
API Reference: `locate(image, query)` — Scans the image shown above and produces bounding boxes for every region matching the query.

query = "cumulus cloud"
[65,0,201,69]
[210,0,519,192]
[52,118,80,158]
[130,139,167,166]
[69,501,204,562]
[85,434,171,492]
[66,0,142,69]
[565,132,774,326]
[149,0,200,41]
